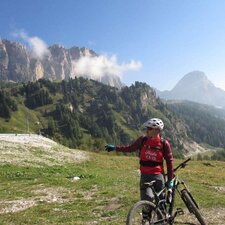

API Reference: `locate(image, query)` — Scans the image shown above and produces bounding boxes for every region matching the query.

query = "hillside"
[166,101,225,147]
[1,78,225,157]
[0,135,224,224]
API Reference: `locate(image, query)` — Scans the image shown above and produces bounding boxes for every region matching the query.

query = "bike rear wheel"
[126,200,165,225]
[181,190,206,225]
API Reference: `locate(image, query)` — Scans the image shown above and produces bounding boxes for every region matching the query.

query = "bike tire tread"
[181,190,207,225]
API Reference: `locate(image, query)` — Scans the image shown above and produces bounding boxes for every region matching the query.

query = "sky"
[1,0,225,91]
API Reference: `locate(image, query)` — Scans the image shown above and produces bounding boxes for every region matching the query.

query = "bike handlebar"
[174,157,191,172]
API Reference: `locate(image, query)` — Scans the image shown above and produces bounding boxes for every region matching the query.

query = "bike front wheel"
[126,200,165,225]
[181,190,206,225]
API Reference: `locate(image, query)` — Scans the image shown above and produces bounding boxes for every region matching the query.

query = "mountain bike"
[126,158,206,225]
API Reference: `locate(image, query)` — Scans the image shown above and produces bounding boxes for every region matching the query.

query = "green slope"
[0,140,224,224]
[1,78,225,157]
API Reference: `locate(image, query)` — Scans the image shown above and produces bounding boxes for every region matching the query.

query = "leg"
[140,174,162,221]
[140,173,165,201]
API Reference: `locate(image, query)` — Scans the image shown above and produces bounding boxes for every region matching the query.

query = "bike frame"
[147,158,193,222]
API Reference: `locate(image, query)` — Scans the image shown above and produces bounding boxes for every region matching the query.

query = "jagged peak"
[69,46,80,50]
[2,39,28,52]
[79,47,96,57]
[49,44,65,49]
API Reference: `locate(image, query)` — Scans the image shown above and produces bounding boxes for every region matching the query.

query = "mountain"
[1,78,225,158]
[0,39,123,88]
[157,71,225,108]
[166,100,225,148]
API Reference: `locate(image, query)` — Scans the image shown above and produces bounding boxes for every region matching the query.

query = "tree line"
[167,101,225,149]
[0,78,225,159]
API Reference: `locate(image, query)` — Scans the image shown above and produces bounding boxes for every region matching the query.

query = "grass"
[113,111,140,139]
[0,150,224,224]
[0,104,40,133]
[0,92,62,134]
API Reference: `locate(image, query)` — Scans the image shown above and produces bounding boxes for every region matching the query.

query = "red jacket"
[116,135,174,180]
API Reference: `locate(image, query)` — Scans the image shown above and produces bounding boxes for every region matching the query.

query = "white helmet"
[143,118,164,131]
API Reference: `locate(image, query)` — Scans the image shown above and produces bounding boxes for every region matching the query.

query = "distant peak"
[169,70,217,97]
[177,71,212,85]
[183,71,207,79]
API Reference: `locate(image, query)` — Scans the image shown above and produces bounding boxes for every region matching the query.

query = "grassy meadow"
[0,146,225,225]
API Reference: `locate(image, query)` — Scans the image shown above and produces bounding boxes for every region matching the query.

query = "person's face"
[146,127,160,137]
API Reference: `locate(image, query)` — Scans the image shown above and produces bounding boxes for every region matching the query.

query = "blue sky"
[1,0,225,90]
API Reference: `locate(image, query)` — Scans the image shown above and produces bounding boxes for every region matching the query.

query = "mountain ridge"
[157,71,225,108]
[0,39,123,88]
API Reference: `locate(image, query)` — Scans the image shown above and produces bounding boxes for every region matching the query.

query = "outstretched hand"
[105,144,116,152]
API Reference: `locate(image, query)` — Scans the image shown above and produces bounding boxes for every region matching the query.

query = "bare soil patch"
[0,186,70,214]
[175,208,225,225]
[0,134,88,166]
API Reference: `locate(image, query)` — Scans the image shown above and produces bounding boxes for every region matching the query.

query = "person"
[105,118,174,205]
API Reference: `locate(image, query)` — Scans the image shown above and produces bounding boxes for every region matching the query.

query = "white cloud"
[12,30,50,59]
[213,80,225,91]
[72,54,142,79]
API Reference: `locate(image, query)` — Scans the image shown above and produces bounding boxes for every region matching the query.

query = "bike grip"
[184,157,191,164]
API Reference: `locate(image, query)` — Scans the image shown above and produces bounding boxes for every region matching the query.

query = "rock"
[0,39,123,88]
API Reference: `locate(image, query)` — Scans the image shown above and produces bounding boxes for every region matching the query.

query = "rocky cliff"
[0,39,123,88]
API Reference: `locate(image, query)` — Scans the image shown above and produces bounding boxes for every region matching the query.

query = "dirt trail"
[174,208,225,225]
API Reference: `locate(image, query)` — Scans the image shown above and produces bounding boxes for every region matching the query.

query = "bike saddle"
[143,180,156,188]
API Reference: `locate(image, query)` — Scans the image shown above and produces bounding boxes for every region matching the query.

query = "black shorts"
[140,173,165,201]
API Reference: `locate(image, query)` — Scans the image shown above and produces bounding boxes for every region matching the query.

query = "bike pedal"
[176,208,184,215]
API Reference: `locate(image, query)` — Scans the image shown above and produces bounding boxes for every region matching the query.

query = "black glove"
[105,144,116,152]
